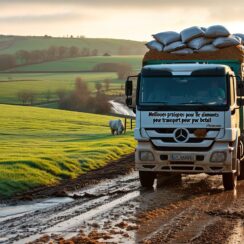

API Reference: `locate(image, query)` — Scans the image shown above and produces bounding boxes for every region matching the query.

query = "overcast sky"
[0,0,243,40]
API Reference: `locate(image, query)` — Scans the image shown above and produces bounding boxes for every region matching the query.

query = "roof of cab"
[142,64,232,76]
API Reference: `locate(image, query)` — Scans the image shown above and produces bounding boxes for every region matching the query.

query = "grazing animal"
[109,119,125,135]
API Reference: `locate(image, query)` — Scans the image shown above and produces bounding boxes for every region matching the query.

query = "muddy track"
[0,155,244,244]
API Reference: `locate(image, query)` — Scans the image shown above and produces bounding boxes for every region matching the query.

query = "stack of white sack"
[146,25,244,54]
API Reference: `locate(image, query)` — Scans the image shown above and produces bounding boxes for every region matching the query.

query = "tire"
[222,173,237,190]
[238,160,244,180]
[139,171,156,188]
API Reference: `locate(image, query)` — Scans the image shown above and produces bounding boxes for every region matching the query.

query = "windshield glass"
[139,76,227,106]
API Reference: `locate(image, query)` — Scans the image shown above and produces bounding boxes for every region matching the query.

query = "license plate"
[170,154,194,162]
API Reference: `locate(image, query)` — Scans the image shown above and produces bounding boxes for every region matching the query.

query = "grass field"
[0,104,136,198]
[7,55,142,72]
[0,36,145,55]
[0,72,123,104]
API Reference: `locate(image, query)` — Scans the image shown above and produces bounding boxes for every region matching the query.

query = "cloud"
[1,0,244,22]
[0,12,81,23]
[0,0,243,7]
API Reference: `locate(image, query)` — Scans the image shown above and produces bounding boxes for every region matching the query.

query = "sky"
[0,0,244,41]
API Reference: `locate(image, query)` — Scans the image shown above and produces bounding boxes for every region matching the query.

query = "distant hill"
[0,35,146,55]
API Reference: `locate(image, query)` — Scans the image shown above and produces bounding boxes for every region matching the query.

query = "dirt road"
[0,154,244,244]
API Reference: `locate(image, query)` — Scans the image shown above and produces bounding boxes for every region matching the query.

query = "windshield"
[139,76,227,106]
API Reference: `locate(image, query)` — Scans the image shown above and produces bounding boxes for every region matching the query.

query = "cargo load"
[146,25,244,57]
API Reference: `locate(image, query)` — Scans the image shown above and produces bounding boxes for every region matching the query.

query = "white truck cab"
[126,63,244,190]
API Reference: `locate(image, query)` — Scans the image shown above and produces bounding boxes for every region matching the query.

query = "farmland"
[0,55,142,104]
[0,104,135,198]
[7,55,142,72]
[0,72,121,104]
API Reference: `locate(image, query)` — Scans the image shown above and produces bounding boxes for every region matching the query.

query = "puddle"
[0,197,74,223]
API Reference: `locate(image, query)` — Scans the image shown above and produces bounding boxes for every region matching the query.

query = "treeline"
[57,77,110,114]
[0,46,99,71]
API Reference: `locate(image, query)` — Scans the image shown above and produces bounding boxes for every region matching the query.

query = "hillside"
[0,104,135,198]
[7,55,142,72]
[0,35,146,55]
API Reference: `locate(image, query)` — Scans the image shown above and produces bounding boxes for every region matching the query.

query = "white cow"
[109,119,125,135]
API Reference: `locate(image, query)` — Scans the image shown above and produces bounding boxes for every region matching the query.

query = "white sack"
[171,48,194,55]
[164,41,186,52]
[180,26,205,43]
[205,25,230,38]
[201,27,207,32]
[153,31,181,45]
[234,33,244,44]
[198,44,219,52]
[145,40,164,52]
[213,36,240,48]
[187,37,212,50]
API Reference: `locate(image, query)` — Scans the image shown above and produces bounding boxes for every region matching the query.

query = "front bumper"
[135,141,236,174]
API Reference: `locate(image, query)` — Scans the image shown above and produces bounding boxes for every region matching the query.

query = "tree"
[81,48,90,57]
[17,90,36,105]
[103,79,112,91]
[56,89,68,101]
[116,64,133,80]
[91,49,98,56]
[16,50,30,64]
[94,92,111,114]
[0,54,16,70]
[95,82,103,93]
[69,46,80,57]
[58,46,69,58]
[47,46,58,60]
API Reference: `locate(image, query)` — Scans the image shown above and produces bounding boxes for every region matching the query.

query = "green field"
[0,36,146,55]
[0,105,135,198]
[7,55,142,72]
[0,72,123,104]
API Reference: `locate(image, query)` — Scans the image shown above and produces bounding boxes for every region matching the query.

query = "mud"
[1,154,244,244]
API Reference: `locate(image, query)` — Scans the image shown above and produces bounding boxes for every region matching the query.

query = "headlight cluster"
[139,151,154,161]
[210,151,226,163]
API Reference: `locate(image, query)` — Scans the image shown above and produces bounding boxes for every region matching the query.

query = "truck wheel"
[139,171,156,188]
[222,173,237,190]
[237,160,244,180]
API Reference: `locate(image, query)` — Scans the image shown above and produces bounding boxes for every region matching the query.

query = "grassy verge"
[0,104,135,198]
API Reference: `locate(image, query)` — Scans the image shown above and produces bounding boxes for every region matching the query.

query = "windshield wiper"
[147,101,168,104]
[179,102,219,111]
[179,102,205,105]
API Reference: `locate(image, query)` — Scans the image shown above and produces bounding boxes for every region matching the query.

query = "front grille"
[146,127,220,148]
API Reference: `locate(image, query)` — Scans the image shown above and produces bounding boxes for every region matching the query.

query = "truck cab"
[126,63,244,190]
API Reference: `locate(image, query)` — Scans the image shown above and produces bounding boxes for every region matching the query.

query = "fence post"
[124,118,127,132]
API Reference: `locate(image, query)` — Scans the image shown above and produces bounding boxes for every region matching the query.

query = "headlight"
[139,151,154,161]
[210,151,226,162]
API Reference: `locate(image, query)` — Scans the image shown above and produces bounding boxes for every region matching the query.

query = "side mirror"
[125,79,133,96]
[126,97,132,106]
[237,97,244,106]
[234,75,244,96]
[238,83,244,96]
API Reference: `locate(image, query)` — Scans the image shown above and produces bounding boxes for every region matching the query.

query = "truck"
[125,45,244,190]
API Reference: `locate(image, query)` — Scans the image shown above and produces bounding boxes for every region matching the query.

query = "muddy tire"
[238,161,244,180]
[222,173,237,190]
[139,171,155,188]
